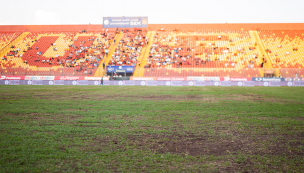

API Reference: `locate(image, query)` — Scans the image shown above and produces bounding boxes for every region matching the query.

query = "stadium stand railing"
[0,67,102,76]
[132,67,303,78]
[2,66,302,78]
[1,67,303,78]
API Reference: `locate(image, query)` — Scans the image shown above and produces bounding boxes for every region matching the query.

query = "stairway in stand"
[249,30,279,77]
[133,31,155,77]
[94,32,124,77]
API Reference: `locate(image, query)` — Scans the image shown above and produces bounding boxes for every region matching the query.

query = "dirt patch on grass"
[33,93,304,104]
[88,94,300,103]
[123,132,304,158]
[1,91,302,104]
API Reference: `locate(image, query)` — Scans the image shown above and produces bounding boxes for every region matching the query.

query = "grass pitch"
[0,86,304,172]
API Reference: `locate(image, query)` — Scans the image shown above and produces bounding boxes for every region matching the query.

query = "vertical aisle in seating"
[133,31,151,76]
[94,31,124,77]
[249,30,278,77]
[134,31,155,77]
[0,32,30,63]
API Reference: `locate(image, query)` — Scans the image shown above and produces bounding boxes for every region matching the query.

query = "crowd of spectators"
[108,30,147,66]
[1,31,114,70]
[143,31,263,69]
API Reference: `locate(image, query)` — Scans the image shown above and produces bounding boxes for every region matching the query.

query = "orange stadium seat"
[1,28,303,78]
[0,31,115,76]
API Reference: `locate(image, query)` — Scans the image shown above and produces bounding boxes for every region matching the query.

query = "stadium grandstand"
[1,24,304,78]
[1,0,304,172]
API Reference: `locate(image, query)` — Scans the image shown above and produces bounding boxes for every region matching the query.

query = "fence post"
[36,67,38,76]
[298,68,300,77]
[49,68,51,76]
[13,67,14,76]
[25,67,26,76]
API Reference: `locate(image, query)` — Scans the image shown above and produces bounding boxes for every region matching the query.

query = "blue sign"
[252,78,284,81]
[103,17,148,28]
[107,66,135,73]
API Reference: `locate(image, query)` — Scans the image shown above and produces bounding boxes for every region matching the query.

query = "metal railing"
[0,66,303,78]
[0,67,105,76]
[132,67,303,78]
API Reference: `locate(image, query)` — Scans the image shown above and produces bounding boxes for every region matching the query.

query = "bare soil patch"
[15,93,301,104]
[96,132,304,158]
[1,91,302,104]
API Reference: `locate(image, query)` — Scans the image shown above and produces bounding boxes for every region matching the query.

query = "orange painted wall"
[0,23,304,32]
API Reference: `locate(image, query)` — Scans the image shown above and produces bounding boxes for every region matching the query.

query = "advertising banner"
[107,66,135,73]
[1,76,25,80]
[9,80,20,85]
[84,77,102,80]
[194,81,206,86]
[244,81,255,87]
[103,76,110,80]
[32,80,43,85]
[93,81,101,85]
[252,78,284,81]
[77,80,88,85]
[293,78,304,81]
[2,79,304,87]
[135,81,146,86]
[221,81,231,86]
[156,77,187,81]
[54,80,65,85]
[294,81,304,86]
[270,81,281,87]
[284,77,293,81]
[284,78,304,82]
[54,76,85,80]
[171,81,183,86]
[221,77,252,81]
[103,80,111,85]
[131,77,155,80]
[147,80,158,86]
[103,17,148,28]
[25,76,54,80]
[187,77,220,81]
[124,80,135,86]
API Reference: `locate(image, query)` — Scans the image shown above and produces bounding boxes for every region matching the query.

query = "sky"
[0,0,303,25]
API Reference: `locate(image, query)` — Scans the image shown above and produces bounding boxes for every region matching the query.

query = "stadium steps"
[0,32,29,62]
[94,32,123,76]
[43,33,71,58]
[249,30,279,77]
[134,31,155,77]
[133,31,152,76]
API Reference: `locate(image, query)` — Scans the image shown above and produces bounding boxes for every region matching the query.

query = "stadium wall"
[0,23,304,32]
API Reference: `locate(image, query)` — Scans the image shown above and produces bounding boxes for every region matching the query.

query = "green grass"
[0,86,304,172]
